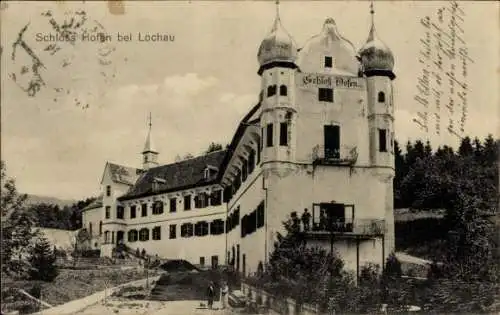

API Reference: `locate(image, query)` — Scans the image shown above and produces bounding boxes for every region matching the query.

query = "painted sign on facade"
[298,73,365,90]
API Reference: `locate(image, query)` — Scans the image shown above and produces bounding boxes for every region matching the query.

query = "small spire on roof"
[143,112,157,154]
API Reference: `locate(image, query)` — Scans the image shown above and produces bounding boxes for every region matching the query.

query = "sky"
[1,1,498,199]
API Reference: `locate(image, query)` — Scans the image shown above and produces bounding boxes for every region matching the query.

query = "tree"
[29,236,58,281]
[458,136,474,157]
[205,142,223,154]
[1,160,27,218]
[1,161,39,276]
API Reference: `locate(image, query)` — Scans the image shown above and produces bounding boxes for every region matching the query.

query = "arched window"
[279,85,287,96]
[267,85,277,97]
[128,230,138,242]
[139,228,149,241]
[378,91,385,103]
[99,221,103,235]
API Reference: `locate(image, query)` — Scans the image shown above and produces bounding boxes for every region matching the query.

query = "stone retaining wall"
[241,282,321,315]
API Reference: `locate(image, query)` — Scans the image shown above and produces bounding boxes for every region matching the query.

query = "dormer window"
[106,185,111,197]
[325,56,333,68]
[204,165,218,180]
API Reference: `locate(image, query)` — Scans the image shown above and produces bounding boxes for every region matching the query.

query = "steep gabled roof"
[105,162,143,186]
[217,102,261,181]
[81,195,103,212]
[117,150,227,201]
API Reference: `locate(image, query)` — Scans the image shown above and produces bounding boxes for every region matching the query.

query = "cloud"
[161,73,219,96]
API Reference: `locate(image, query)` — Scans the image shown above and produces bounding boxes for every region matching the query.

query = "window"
[200,257,205,266]
[257,202,265,228]
[194,193,209,208]
[324,125,341,159]
[99,221,102,235]
[318,88,334,102]
[256,142,261,164]
[390,131,395,152]
[89,223,93,236]
[325,56,333,68]
[141,203,148,217]
[223,186,232,203]
[105,206,111,219]
[195,221,209,237]
[379,129,387,152]
[139,228,149,241]
[181,223,194,238]
[210,190,222,206]
[169,225,177,239]
[152,201,164,215]
[279,85,287,96]
[211,255,219,269]
[128,230,138,242]
[266,124,273,147]
[241,215,247,238]
[184,195,191,210]
[248,150,255,174]
[170,198,177,212]
[130,205,136,219]
[279,122,288,146]
[241,160,248,182]
[116,206,124,219]
[152,226,161,240]
[106,185,111,197]
[210,219,225,235]
[267,85,277,97]
[233,170,241,192]
[378,91,385,103]
[104,231,110,243]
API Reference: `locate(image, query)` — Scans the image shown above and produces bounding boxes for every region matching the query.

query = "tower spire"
[143,112,157,154]
[142,112,158,170]
[271,0,281,30]
[368,0,376,40]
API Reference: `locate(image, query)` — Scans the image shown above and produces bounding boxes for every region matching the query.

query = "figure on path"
[207,281,215,309]
[220,280,229,310]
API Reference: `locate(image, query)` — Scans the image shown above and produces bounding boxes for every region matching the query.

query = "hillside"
[25,194,77,208]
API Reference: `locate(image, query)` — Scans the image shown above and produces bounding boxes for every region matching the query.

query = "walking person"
[220,280,229,310]
[207,281,215,309]
[301,208,311,231]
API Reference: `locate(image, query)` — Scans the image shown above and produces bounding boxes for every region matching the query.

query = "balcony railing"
[312,145,358,166]
[306,218,385,236]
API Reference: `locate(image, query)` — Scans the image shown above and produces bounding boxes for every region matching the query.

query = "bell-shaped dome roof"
[297,18,360,75]
[359,15,394,73]
[257,10,298,66]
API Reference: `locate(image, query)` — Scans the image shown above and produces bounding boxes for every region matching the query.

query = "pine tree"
[29,236,58,282]
[458,136,474,157]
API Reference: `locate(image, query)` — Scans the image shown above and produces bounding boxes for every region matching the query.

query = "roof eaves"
[117,179,221,202]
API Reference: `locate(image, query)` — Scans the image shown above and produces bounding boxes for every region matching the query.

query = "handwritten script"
[9,8,118,109]
[413,1,473,138]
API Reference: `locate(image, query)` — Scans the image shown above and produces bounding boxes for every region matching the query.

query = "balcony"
[312,145,358,166]
[310,218,384,235]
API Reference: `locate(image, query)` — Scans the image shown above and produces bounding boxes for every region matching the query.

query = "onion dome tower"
[257,0,298,75]
[358,1,395,80]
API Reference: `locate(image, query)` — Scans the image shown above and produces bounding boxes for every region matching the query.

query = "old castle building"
[82,3,396,276]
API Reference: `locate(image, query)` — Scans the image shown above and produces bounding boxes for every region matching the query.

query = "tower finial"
[148,112,152,129]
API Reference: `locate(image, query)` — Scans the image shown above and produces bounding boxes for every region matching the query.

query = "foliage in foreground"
[246,213,500,314]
